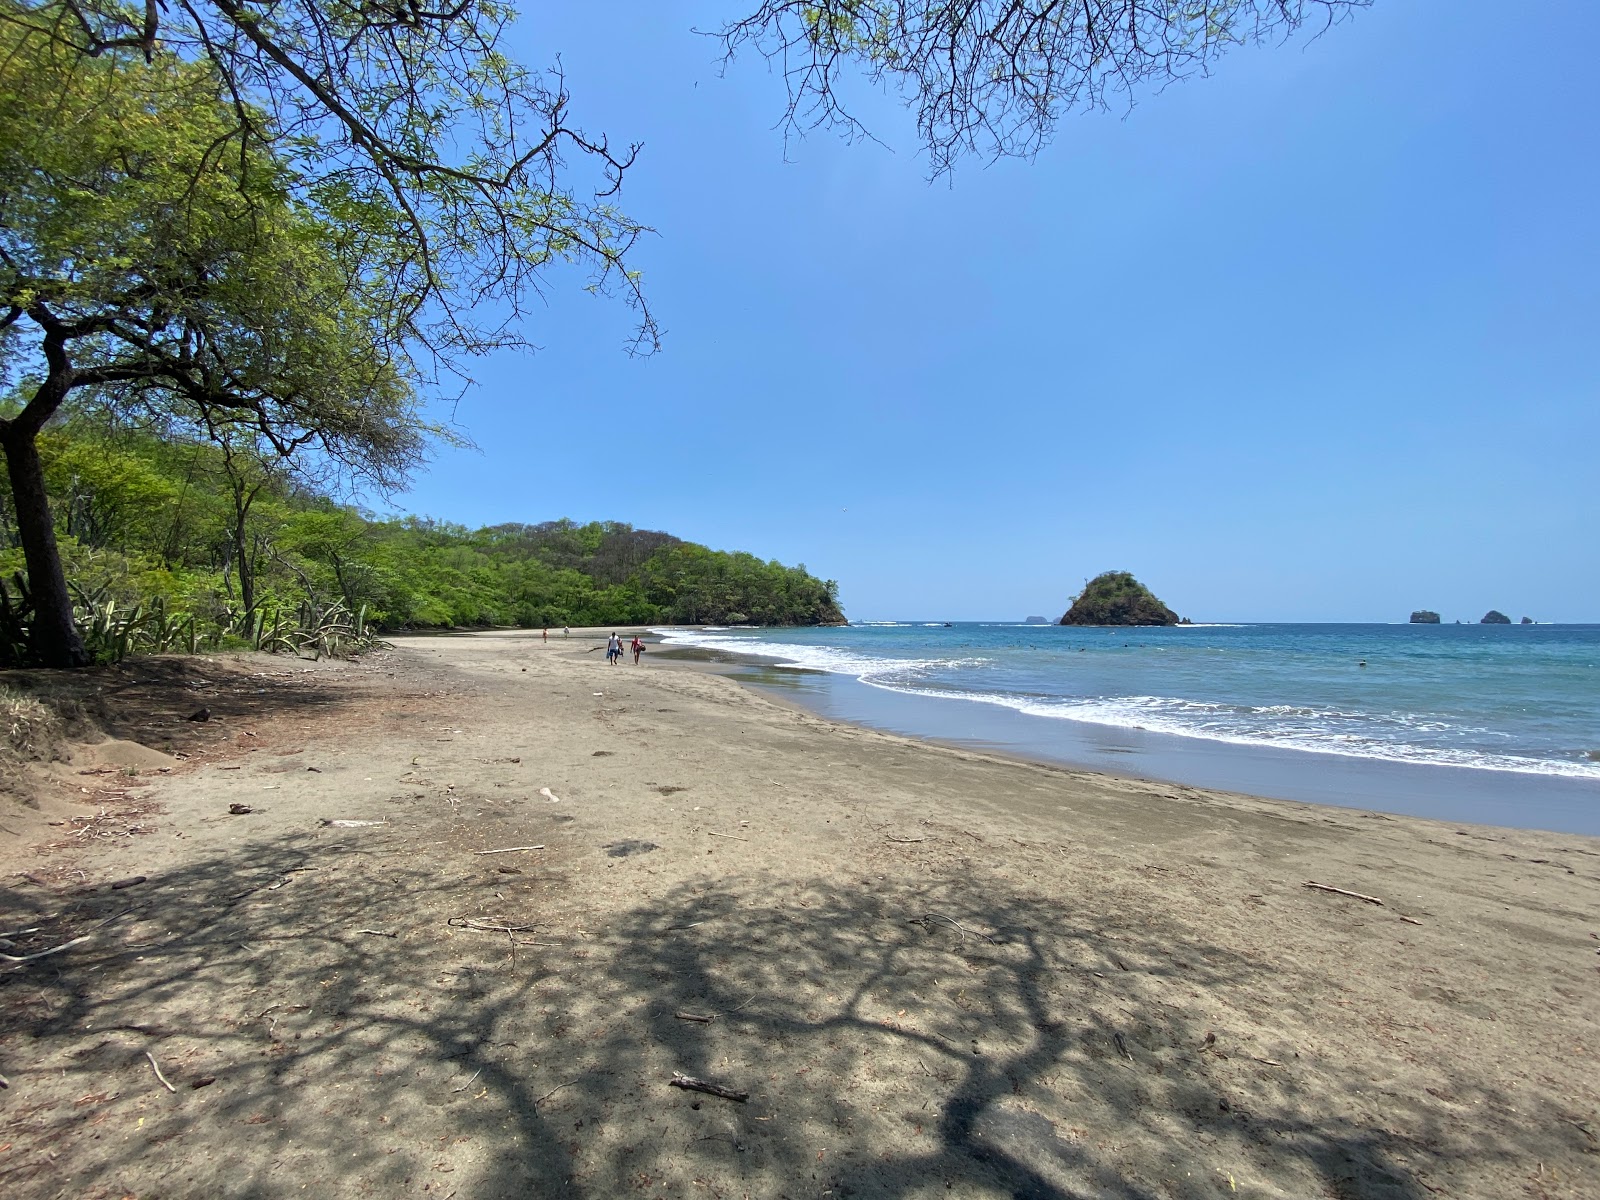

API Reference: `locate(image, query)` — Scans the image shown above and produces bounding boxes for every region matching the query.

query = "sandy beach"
[2,629,1597,1199]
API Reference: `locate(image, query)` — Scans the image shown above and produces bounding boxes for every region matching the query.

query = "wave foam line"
[865,682,1600,781]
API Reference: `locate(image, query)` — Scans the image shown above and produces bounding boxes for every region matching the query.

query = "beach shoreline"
[648,625,1600,837]
[2,630,1596,1199]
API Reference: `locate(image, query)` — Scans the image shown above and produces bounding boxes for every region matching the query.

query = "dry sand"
[1,629,1597,1199]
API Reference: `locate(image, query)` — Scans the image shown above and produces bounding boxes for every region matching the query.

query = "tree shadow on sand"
[0,835,1584,1199]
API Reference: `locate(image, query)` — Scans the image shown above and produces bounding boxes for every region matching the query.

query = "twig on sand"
[1302,881,1385,906]
[254,1003,310,1024]
[475,845,544,855]
[707,832,747,842]
[447,917,542,934]
[885,836,926,844]
[0,934,93,970]
[674,1011,715,1024]
[145,1051,176,1094]
[320,818,385,828]
[912,913,996,944]
[452,1069,482,1094]
[669,1072,748,1102]
[355,929,397,938]
[535,1079,580,1107]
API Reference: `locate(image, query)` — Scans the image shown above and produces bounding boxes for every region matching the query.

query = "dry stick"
[448,917,542,933]
[918,912,997,944]
[674,1011,714,1024]
[451,1068,482,1094]
[1302,881,1385,906]
[534,1079,580,1107]
[707,832,748,842]
[669,1072,748,1102]
[145,1051,176,1094]
[0,934,94,970]
[885,836,926,844]
[254,1003,310,1021]
[474,845,544,855]
[355,929,397,938]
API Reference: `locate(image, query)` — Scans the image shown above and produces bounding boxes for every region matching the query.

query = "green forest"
[0,417,844,662]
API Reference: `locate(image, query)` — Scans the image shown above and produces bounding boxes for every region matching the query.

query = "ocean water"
[653,622,1600,833]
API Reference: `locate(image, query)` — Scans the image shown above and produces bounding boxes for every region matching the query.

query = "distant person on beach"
[563,626,569,638]
[542,627,548,643]
[607,633,621,665]
[631,636,644,665]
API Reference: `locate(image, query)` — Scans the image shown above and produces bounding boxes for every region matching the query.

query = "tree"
[1,12,427,663]
[718,1,1370,176]
[7,0,658,361]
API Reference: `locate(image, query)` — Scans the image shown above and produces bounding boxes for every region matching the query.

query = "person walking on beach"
[631,635,644,665]
[542,627,548,643]
[607,633,621,665]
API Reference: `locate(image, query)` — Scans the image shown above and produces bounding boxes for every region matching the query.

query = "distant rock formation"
[1520,616,1533,624]
[1060,572,1179,626]
[1023,615,1050,625]
[1481,610,1511,624]
[1409,610,1441,624]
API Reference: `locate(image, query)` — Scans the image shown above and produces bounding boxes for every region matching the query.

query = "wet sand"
[1,629,1597,1199]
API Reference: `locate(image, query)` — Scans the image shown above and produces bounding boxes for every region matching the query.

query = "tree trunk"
[0,423,89,667]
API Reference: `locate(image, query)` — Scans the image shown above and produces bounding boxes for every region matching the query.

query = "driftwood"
[475,845,544,855]
[145,1051,176,1093]
[673,1010,715,1024]
[1302,881,1384,906]
[669,1072,748,1102]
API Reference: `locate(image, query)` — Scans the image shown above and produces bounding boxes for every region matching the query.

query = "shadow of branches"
[1,834,1587,1199]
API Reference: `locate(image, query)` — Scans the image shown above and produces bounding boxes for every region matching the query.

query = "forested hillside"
[0,420,844,647]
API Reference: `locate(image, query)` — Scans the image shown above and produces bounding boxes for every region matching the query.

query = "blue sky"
[393,2,1599,623]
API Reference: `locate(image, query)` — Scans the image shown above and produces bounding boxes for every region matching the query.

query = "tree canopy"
[1,5,438,663]
[718,1,1370,176]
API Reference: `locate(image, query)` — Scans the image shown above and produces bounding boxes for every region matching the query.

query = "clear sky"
[392,1,1599,624]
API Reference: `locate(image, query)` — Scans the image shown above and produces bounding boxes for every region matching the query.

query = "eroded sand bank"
[2,630,1596,1198]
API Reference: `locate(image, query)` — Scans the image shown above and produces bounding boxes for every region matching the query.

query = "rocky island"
[1060,571,1180,626]
[1481,610,1511,624]
[1410,610,1441,624]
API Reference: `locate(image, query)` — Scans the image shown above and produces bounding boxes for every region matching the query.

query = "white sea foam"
[650,627,983,682]
[864,683,1600,780]
[652,628,1600,781]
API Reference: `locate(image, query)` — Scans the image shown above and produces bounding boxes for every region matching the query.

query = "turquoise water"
[655,622,1600,832]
